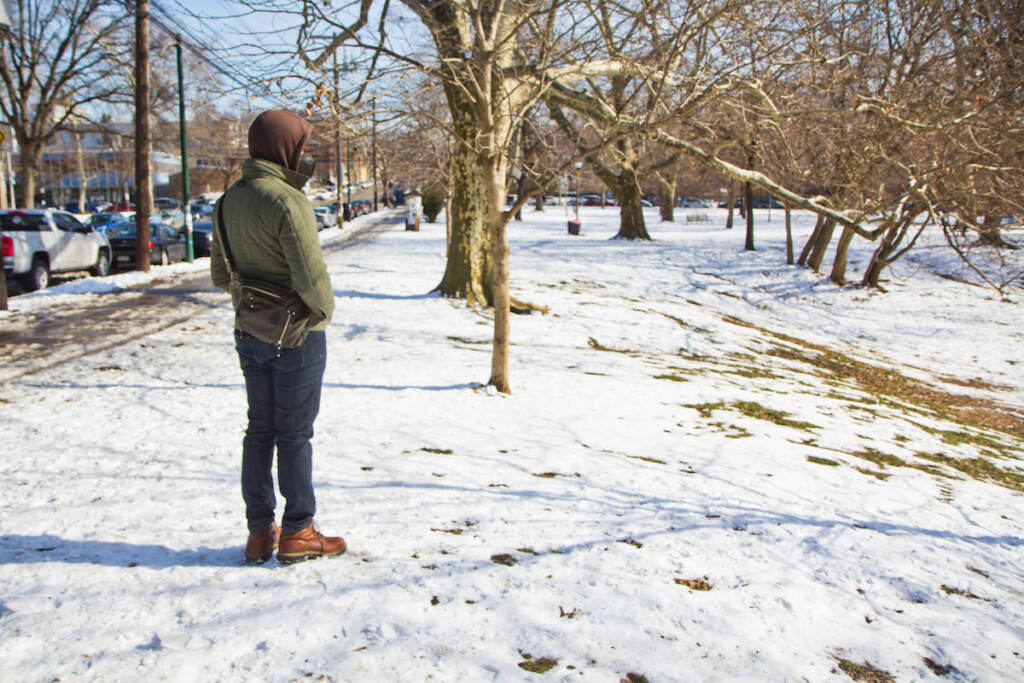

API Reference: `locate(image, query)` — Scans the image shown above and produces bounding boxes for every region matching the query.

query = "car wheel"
[91,250,110,277]
[22,257,49,291]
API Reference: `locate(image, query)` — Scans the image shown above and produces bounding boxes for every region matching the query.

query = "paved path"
[0,213,400,382]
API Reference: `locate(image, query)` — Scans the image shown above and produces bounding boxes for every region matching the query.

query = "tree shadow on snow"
[0,534,244,569]
[335,289,439,301]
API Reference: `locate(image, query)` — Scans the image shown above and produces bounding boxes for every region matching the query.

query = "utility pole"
[134,0,152,271]
[346,140,352,206]
[176,34,193,260]
[371,97,377,212]
[333,46,342,228]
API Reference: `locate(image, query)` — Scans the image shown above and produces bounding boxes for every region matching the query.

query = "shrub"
[421,185,445,222]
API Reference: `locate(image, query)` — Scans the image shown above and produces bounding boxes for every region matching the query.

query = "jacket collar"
[242,157,310,190]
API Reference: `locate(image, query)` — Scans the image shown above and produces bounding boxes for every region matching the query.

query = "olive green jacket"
[210,158,334,331]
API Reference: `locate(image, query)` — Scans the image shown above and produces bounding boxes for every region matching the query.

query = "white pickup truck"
[1,208,112,291]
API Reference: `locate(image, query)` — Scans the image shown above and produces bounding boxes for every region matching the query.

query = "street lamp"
[574,161,583,222]
[568,161,583,235]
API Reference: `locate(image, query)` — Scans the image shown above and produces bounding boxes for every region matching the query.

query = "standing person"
[211,109,346,565]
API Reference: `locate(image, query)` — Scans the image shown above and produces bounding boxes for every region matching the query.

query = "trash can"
[567,219,581,235]
[406,190,422,232]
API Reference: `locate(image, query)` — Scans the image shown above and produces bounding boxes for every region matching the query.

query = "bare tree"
[0,0,131,207]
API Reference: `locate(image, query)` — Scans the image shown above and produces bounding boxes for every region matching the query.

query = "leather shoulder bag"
[215,197,312,353]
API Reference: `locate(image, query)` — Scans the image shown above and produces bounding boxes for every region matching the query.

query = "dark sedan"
[190,221,214,257]
[109,220,188,268]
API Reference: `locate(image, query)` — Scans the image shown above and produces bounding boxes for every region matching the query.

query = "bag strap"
[215,197,238,280]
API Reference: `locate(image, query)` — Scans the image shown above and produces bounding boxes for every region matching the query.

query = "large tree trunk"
[743,180,755,250]
[607,166,651,240]
[75,132,88,213]
[829,225,856,285]
[434,129,491,307]
[616,182,650,240]
[807,218,837,272]
[18,138,43,208]
[660,177,675,222]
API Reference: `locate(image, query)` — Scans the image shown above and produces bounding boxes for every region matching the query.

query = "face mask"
[297,154,316,178]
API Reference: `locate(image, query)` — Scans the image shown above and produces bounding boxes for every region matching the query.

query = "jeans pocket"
[273,343,307,373]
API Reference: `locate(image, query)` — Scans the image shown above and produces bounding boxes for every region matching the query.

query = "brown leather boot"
[277,524,347,565]
[244,522,281,564]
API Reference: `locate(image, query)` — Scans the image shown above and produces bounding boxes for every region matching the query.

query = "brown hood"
[247,110,312,172]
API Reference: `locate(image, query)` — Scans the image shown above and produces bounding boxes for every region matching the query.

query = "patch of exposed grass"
[720,423,753,439]
[518,656,558,674]
[587,337,638,354]
[850,448,908,469]
[766,343,1024,440]
[938,428,1016,458]
[834,657,895,683]
[720,314,758,330]
[732,401,820,431]
[653,373,690,383]
[674,577,713,591]
[623,674,650,683]
[724,365,779,380]
[652,310,711,334]
[937,374,1013,391]
[627,455,667,465]
[685,401,725,419]
[940,584,990,600]
[854,466,891,481]
[430,528,464,535]
[490,553,518,566]
[922,657,958,677]
[420,447,453,455]
[916,452,1024,492]
[447,336,489,345]
[808,455,841,467]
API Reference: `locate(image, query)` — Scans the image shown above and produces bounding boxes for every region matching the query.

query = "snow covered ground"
[1,207,1022,682]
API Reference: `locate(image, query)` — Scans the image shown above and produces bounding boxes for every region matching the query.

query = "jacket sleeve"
[278,199,334,325]
[209,200,231,293]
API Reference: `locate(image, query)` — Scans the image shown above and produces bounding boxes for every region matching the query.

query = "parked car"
[84,211,132,234]
[106,202,136,212]
[189,201,214,217]
[63,202,102,214]
[719,196,783,210]
[156,209,185,228]
[108,220,188,268]
[154,197,180,210]
[1,208,112,290]
[751,196,784,209]
[190,221,214,257]
[679,197,712,208]
[352,198,372,215]
[313,206,337,230]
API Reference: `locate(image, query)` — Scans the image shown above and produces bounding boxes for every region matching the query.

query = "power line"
[147,0,253,92]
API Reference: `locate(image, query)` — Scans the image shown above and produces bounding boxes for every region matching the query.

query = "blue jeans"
[235,329,326,534]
